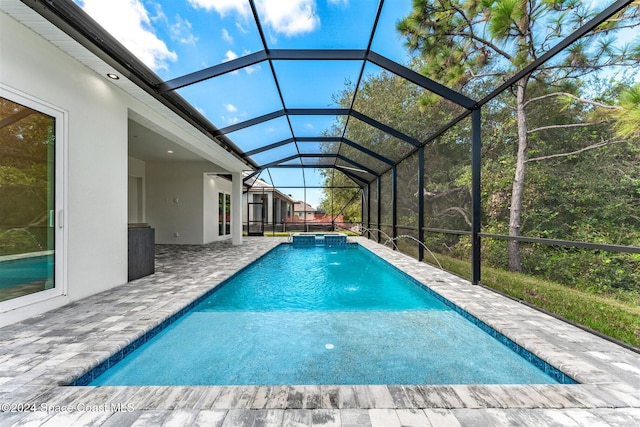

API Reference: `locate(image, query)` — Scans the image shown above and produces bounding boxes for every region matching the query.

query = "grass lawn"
[436,254,640,349]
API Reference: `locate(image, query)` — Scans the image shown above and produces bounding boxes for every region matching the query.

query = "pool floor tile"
[0,237,639,426]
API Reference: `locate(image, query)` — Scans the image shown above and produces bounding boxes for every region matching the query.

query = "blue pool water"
[0,254,53,289]
[89,244,568,386]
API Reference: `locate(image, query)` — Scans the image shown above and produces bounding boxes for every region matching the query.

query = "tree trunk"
[508,77,530,272]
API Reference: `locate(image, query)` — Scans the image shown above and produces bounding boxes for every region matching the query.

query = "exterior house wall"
[1,11,128,323]
[0,9,244,325]
[128,157,146,223]
[146,161,225,244]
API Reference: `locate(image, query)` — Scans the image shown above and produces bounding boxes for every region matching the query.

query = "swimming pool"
[83,244,575,386]
[0,253,53,289]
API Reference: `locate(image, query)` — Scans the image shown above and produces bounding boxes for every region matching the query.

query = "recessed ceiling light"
[167,150,174,154]
[106,73,119,80]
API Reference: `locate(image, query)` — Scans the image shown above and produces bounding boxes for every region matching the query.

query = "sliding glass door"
[218,192,231,237]
[0,93,60,303]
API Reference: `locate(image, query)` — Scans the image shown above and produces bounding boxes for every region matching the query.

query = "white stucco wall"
[0,7,248,325]
[146,162,231,244]
[0,12,127,322]
[128,157,146,223]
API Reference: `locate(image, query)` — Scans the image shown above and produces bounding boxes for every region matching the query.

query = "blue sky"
[72,0,632,207]
[74,0,414,206]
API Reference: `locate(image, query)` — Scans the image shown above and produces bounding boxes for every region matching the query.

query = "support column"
[267,192,274,225]
[362,186,367,231]
[418,146,425,262]
[367,183,371,232]
[231,172,243,246]
[376,177,382,243]
[471,109,482,284]
[392,166,397,245]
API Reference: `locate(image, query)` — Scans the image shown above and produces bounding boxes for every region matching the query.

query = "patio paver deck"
[0,237,639,426]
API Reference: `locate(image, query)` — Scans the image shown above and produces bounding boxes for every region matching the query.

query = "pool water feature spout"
[351,226,443,270]
[384,235,443,270]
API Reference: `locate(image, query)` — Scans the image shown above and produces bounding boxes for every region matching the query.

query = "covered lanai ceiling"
[13,0,629,193]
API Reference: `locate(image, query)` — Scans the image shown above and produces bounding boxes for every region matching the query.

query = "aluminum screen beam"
[262,165,368,187]
[243,138,296,157]
[341,138,394,165]
[244,137,341,157]
[292,110,420,148]
[335,154,379,177]
[161,49,475,108]
[246,136,394,166]
[217,108,420,149]
[478,0,635,108]
[367,0,637,232]
[247,185,360,189]
[367,51,476,109]
[287,108,350,115]
[260,155,300,169]
[217,111,286,135]
[258,153,378,177]
[269,49,368,61]
[159,51,269,93]
[330,168,369,187]
[350,111,421,147]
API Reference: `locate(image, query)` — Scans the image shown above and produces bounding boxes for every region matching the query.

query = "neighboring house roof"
[245,174,297,204]
[293,201,316,213]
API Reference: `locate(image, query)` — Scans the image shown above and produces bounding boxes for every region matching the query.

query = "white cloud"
[327,0,348,5]
[225,104,238,112]
[149,2,167,23]
[305,123,315,129]
[223,50,239,62]
[235,21,247,34]
[78,0,177,71]
[188,0,320,37]
[257,0,320,36]
[222,50,259,74]
[222,115,240,125]
[242,50,261,74]
[267,32,279,45]
[222,50,242,75]
[171,15,198,45]
[188,0,249,16]
[244,64,261,74]
[221,28,233,43]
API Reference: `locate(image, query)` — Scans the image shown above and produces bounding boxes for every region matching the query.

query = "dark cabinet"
[128,226,155,281]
